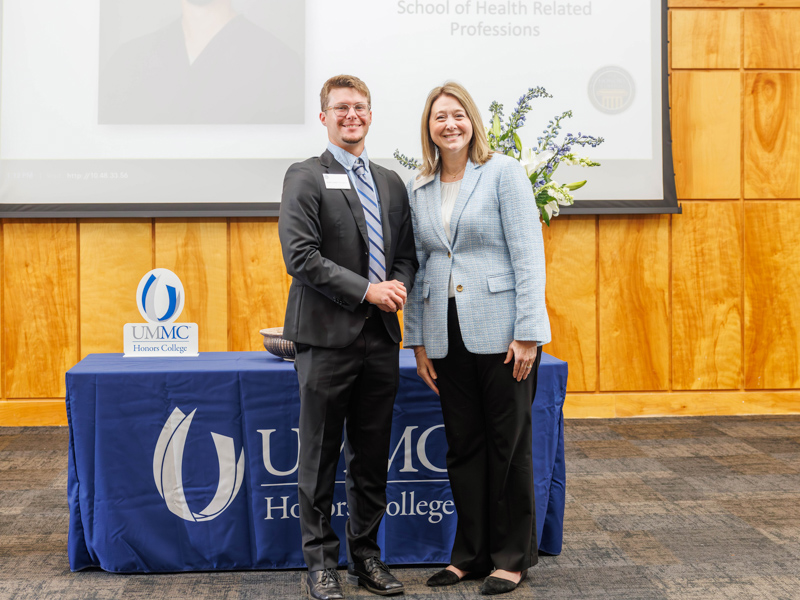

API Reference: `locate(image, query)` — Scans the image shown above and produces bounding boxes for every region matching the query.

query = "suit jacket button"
[447,252,451,258]
[456,284,463,292]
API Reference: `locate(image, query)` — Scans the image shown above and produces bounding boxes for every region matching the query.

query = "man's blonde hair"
[419,81,492,177]
[320,75,371,112]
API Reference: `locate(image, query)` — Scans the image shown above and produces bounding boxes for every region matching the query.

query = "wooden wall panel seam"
[595,216,601,393]
[76,222,82,363]
[565,390,800,395]
[670,3,800,9]
[739,31,745,392]
[669,71,800,74]
[668,214,674,392]
[0,221,4,401]
[227,219,232,352]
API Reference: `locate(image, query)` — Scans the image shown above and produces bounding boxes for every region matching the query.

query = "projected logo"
[136,268,185,324]
[153,407,245,522]
[588,66,635,114]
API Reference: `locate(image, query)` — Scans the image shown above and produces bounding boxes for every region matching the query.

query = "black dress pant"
[431,298,542,572]
[294,314,399,570]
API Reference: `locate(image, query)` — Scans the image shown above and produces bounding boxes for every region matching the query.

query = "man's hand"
[365,280,407,312]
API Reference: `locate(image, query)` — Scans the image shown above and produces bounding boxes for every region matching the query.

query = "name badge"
[323,174,351,189]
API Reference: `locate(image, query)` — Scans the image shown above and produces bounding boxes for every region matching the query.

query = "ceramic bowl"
[260,327,295,361]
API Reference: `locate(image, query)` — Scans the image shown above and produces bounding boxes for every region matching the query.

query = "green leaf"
[513,132,523,153]
[565,180,587,191]
[492,115,501,138]
[540,206,551,226]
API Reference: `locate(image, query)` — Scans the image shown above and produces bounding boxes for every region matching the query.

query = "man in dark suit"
[279,75,417,600]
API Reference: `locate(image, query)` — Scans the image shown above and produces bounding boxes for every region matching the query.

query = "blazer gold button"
[447,252,451,258]
[456,284,463,292]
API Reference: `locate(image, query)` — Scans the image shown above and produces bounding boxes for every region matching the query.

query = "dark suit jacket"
[279,149,418,348]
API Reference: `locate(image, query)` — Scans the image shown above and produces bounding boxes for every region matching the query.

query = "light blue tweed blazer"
[403,154,551,359]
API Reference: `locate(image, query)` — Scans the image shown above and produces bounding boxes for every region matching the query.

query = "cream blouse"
[440,180,461,298]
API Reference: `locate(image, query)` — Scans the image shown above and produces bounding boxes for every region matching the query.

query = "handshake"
[365,280,407,313]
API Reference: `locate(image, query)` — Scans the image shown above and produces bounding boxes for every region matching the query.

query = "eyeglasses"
[325,103,370,117]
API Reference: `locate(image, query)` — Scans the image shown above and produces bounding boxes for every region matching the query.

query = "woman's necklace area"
[441,163,466,182]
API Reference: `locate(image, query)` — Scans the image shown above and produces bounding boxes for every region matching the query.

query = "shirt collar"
[327,142,371,175]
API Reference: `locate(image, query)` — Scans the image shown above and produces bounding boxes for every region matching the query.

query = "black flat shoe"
[426,567,491,587]
[480,569,529,595]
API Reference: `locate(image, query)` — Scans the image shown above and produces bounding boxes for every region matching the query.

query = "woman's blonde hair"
[419,81,492,177]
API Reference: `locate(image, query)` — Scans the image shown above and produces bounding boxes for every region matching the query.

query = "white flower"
[520,148,554,177]
[543,182,575,206]
[577,157,600,168]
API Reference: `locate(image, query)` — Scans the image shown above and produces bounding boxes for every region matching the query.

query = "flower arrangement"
[394,87,604,225]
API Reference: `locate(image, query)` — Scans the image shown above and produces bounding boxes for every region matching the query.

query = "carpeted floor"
[2,415,800,599]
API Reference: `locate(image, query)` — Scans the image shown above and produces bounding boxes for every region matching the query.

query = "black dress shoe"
[346,557,404,595]
[480,569,528,595]
[305,568,344,600]
[426,567,491,586]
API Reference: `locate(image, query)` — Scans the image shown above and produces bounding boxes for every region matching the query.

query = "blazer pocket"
[422,281,431,299]
[487,272,515,293]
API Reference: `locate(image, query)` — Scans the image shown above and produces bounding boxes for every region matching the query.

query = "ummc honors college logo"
[151,417,452,528]
[123,268,199,357]
[154,407,245,522]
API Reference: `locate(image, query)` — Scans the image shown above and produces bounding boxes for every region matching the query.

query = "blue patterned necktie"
[353,158,386,283]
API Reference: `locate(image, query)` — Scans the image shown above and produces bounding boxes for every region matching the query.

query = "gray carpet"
[2,416,800,599]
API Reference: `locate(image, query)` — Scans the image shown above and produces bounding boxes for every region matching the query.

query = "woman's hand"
[504,340,538,382]
[411,346,439,395]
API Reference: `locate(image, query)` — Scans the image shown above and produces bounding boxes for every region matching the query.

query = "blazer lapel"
[321,150,368,248]
[449,160,481,244]
[424,172,452,251]
[373,166,393,266]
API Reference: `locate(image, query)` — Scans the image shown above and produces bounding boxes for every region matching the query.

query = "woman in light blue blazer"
[404,82,551,595]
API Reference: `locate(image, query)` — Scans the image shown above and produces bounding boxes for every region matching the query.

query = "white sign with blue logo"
[123,268,199,357]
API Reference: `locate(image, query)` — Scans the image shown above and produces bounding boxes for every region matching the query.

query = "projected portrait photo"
[98,0,304,125]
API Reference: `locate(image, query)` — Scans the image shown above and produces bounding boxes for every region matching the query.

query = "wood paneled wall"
[3,0,800,425]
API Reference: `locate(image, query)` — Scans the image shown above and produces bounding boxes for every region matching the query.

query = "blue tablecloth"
[66,350,567,572]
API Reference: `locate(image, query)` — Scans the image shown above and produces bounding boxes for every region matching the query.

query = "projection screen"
[0,0,678,217]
